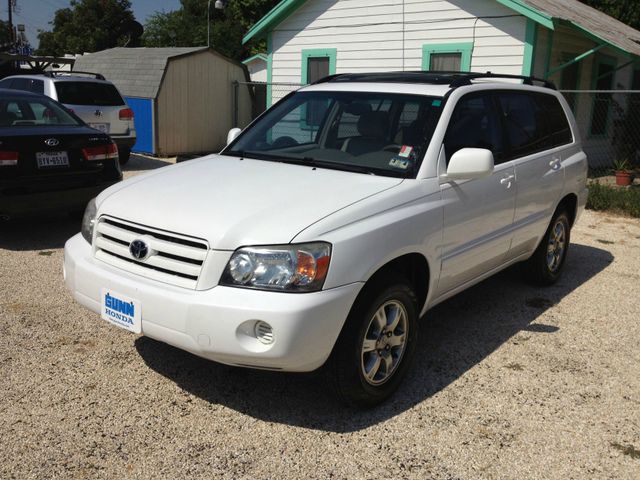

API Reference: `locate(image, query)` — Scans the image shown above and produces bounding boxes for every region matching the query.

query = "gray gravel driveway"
[1,155,638,479]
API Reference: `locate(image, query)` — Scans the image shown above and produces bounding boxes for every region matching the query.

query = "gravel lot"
[1,155,639,479]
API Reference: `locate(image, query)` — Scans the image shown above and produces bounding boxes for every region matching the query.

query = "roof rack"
[314,71,556,90]
[43,70,106,80]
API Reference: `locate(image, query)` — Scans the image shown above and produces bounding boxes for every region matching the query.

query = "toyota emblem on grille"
[44,138,59,147]
[129,239,149,260]
[94,109,103,117]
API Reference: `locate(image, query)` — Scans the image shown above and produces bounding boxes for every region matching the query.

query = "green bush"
[587,182,640,217]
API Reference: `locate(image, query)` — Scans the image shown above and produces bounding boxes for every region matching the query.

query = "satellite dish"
[122,20,144,47]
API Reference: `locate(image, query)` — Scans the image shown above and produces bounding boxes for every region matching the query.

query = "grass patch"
[587,182,640,217]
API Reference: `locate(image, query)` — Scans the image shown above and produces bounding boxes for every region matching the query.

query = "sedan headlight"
[81,198,97,244]
[221,242,331,292]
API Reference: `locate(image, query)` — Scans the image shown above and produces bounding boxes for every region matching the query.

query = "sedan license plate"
[36,151,69,168]
[101,289,142,334]
[89,123,110,133]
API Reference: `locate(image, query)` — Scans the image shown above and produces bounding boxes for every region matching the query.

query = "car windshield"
[55,81,124,106]
[225,90,444,178]
[0,94,82,127]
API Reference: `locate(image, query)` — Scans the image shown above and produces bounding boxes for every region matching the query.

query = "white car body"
[63,78,588,374]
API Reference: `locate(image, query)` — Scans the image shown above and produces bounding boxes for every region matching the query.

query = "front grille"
[94,217,209,289]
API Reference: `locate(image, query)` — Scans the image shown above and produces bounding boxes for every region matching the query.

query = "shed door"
[124,96,154,154]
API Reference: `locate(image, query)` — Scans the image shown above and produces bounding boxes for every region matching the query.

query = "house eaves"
[243,0,640,59]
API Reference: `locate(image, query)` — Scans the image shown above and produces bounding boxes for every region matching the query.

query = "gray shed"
[73,47,252,156]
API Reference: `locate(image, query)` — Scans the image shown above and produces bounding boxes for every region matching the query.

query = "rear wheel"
[118,148,131,166]
[524,209,571,285]
[331,278,418,407]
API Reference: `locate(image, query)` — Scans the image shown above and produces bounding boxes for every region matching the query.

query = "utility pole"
[7,0,15,44]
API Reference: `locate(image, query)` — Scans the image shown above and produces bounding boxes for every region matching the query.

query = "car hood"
[97,154,403,249]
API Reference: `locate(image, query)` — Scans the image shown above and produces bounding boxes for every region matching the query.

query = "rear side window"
[55,81,124,106]
[536,94,573,147]
[498,92,572,160]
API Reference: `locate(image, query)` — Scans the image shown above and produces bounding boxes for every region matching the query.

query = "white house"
[243,0,640,167]
[242,53,268,82]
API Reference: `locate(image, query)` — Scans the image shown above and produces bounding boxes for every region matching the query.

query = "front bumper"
[64,233,362,371]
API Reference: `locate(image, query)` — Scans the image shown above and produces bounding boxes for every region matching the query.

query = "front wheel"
[331,279,418,408]
[524,209,571,285]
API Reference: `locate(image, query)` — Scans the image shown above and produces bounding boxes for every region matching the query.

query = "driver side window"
[444,93,505,164]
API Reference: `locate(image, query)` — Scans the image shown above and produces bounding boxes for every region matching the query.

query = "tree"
[36,0,136,56]
[579,0,640,30]
[143,0,279,60]
[0,20,12,47]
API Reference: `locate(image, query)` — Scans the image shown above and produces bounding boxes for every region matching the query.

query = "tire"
[118,148,131,166]
[524,209,571,286]
[330,277,418,408]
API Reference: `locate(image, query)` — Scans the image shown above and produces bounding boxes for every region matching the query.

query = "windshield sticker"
[398,146,414,158]
[432,99,442,107]
[389,156,412,170]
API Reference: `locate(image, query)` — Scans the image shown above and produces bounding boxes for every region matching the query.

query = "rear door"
[53,80,130,136]
[497,91,568,257]
[437,92,516,294]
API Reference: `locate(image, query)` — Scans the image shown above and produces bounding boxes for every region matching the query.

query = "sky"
[4,0,182,49]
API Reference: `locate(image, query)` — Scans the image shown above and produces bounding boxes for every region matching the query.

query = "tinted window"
[445,93,505,164]
[537,94,573,148]
[30,80,44,94]
[498,92,573,159]
[10,78,31,91]
[55,81,124,106]
[498,93,548,159]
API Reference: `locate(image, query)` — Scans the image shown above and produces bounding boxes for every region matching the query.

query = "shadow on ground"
[136,243,614,432]
[125,154,174,172]
[0,214,80,251]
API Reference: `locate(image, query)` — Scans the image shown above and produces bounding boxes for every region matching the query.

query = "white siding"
[245,59,268,82]
[271,0,529,101]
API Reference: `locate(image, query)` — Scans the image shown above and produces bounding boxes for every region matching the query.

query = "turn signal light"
[0,151,19,166]
[83,143,118,161]
[119,108,134,120]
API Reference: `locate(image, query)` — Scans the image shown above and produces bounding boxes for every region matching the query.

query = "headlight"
[81,198,97,244]
[221,242,331,292]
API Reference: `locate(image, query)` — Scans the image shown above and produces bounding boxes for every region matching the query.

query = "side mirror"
[445,148,494,180]
[227,128,242,145]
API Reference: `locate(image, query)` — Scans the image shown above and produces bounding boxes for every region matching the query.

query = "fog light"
[254,321,274,345]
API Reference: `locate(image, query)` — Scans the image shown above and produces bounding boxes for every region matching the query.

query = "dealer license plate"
[36,151,69,168]
[89,123,110,133]
[101,288,142,334]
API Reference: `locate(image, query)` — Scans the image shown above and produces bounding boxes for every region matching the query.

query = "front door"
[437,92,516,294]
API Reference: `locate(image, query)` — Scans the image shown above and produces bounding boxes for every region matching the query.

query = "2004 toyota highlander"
[63,72,588,407]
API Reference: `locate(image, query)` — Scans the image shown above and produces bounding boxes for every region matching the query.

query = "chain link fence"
[234,83,640,180]
[560,90,640,179]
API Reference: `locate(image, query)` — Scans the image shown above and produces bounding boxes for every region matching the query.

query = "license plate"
[36,151,69,168]
[89,123,110,133]
[101,288,142,334]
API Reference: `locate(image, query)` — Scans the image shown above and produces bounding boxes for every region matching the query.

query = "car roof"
[0,87,44,98]
[2,73,112,84]
[300,71,557,97]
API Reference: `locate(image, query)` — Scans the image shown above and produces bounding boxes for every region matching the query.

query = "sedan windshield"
[0,94,82,127]
[225,91,444,178]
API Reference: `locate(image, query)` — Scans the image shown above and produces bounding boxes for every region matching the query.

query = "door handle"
[549,158,561,170]
[500,174,515,188]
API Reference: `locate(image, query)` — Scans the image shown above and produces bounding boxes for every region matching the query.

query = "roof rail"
[448,72,556,89]
[311,71,556,90]
[44,70,106,80]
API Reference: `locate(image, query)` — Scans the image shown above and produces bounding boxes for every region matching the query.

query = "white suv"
[63,72,588,407]
[0,72,136,164]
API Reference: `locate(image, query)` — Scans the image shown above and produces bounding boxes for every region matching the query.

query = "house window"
[301,49,337,128]
[590,58,616,136]
[422,43,473,72]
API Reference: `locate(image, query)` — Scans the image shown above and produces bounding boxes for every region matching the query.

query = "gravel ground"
[1,155,639,479]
